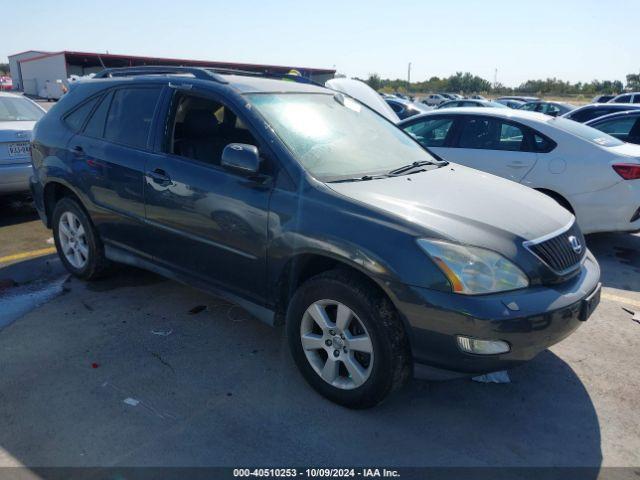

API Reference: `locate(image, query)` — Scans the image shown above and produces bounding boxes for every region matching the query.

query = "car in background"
[385,97,432,119]
[562,103,640,123]
[437,99,508,109]
[518,101,576,117]
[326,78,400,123]
[421,93,448,106]
[0,76,13,92]
[469,95,487,101]
[399,107,640,234]
[495,95,540,103]
[442,93,463,100]
[1,92,46,195]
[609,92,640,104]
[592,94,616,103]
[30,66,601,408]
[494,98,526,109]
[586,110,640,145]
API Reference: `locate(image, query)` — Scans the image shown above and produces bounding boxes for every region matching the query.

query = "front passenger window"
[404,118,454,147]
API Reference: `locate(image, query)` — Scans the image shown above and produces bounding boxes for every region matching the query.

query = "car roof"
[397,106,551,125]
[571,103,640,111]
[586,109,640,125]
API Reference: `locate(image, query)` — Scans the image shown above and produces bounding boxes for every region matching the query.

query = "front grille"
[524,221,586,274]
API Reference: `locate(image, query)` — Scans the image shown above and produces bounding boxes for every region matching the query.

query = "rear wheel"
[286,270,411,408]
[52,197,109,279]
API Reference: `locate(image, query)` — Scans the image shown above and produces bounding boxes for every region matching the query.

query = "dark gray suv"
[30,67,601,408]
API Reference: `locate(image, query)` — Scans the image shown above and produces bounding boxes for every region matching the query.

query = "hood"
[328,163,573,247]
[325,78,400,123]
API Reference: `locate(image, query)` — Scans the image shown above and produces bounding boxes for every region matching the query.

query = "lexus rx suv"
[30,67,601,408]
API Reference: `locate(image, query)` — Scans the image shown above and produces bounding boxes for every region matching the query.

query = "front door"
[143,90,273,303]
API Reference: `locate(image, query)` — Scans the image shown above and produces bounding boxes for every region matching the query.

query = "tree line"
[362,71,640,95]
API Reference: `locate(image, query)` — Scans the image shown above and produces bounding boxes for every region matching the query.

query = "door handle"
[147,168,172,186]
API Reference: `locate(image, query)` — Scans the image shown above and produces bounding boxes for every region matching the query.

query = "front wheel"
[286,270,411,408]
[52,197,109,279]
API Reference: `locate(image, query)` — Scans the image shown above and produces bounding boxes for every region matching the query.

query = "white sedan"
[0,92,46,195]
[399,108,640,234]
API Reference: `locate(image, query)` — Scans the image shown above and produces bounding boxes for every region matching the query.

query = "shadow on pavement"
[0,195,38,228]
[586,232,640,292]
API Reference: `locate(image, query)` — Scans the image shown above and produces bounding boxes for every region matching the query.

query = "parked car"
[586,110,640,145]
[31,66,601,408]
[0,92,46,195]
[609,92,640,104]
[421,93,448,106]
[437,99,508,109]
[518,101,576,117]
[495,95,540,103]
[562,103,640,123]
[494,98,526,109]
[399,108,640,234]
[469,95,487,101]
[0,76,13,92]
[385,97,431,120]
[591,94,616,103]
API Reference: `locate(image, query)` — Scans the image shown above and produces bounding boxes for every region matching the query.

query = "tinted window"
[104,88,162,148]
[594,116,638,140]
[84,91,113,138]
[533,133,555,153]
[616,95,632,103]
[540,103,560,116]
[404,117,454,147]
[65,96,100,131]
[570,107,613,123]
[633,95,640,104]
[550,117,623,147]
[458,117,525,151]
[520,102,538,111]
[388,101,403,114]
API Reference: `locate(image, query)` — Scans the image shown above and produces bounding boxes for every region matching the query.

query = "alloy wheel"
[300,299,374,390]
[58,211,89,269]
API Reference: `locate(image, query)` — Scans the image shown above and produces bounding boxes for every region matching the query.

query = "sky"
[3,0,639,87]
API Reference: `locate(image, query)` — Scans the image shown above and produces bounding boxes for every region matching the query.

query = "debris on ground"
[123,398,140,407]
[622,307,640,325]
[189,305,207,315]
[151,328,173,336]
[472,370,511,384]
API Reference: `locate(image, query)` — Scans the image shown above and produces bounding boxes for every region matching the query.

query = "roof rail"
[92,65,326,88]
[92,66,228,83]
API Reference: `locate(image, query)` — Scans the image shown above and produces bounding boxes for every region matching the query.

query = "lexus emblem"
[568,235,582,254]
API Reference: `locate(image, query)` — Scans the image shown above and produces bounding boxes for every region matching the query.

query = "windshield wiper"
[328,175,386,183]
[388,160,437,176]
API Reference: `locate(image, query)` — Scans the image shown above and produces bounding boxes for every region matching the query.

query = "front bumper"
[391,251,601,377]
[0,163,32,195]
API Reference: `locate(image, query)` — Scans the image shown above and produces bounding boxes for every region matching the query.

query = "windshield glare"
[0,97,45,122]
[247,93,438,181]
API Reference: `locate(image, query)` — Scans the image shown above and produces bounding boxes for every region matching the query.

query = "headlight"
[417,239,529,295]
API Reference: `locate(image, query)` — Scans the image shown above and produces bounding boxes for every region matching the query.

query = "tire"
[286,269,411,408]
[52,197,109,280]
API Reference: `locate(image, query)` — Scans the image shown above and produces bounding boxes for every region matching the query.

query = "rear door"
[66,85,163,252]
[439,115,538,182]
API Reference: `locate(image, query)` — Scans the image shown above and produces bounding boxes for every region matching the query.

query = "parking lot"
[1,192,639,471]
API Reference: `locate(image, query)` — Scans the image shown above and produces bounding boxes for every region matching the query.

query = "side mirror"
[221,143,261,174]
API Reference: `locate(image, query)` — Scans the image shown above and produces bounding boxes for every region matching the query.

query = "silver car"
[0,92,46,195]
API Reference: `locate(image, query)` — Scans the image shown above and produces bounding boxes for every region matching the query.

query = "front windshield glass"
[247,93,439,181]
[550,116,624,147]
[0,97,45,122]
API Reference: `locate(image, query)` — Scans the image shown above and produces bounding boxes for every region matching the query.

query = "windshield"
[550,116,624,147]
[0,97,45,122]
[247,93,439,181]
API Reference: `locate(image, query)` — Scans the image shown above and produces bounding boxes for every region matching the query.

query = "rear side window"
[458,117,525,151]
[404,117,454,147]
[594,116,638,140]
[84,91,113,138]
[64,96,101,131]
[616,95,632,103]
[634,95,640,104]
[104,87,162,149]
[570,107,612,123]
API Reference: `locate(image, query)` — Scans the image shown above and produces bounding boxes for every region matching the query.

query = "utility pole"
[494,68,498,89]
[407,62,412,86]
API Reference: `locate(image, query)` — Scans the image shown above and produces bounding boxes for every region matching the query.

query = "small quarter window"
[65,96,101,132]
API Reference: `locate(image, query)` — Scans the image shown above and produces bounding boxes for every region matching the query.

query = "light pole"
[407,62,412,87]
